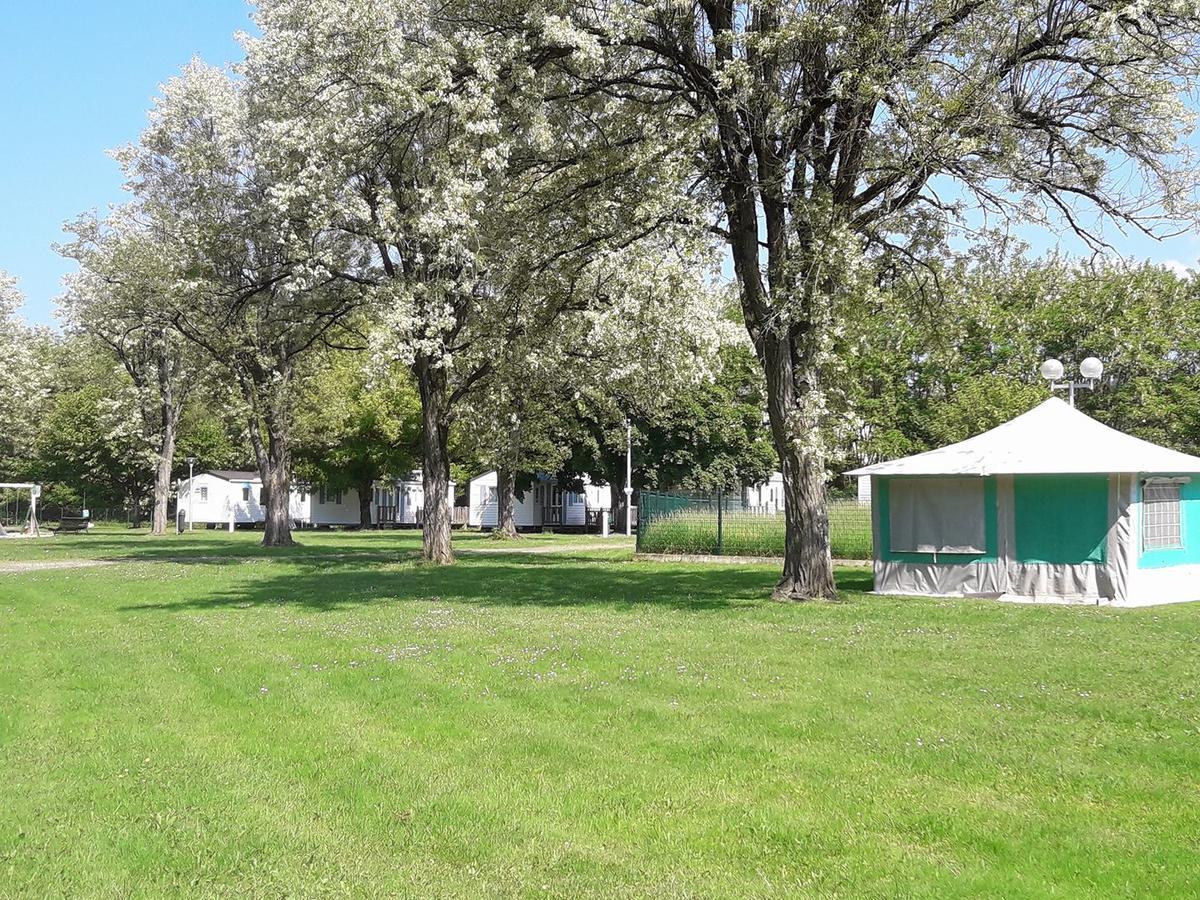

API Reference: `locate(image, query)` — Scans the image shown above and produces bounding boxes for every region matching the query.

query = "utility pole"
[186,457,197,531]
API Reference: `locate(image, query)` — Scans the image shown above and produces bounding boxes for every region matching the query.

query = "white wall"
[468,472,495,527]
[307,487,362,526]
[178,474,250,525]
[470,471,543,527]
[744,472,785,513]
[857,475,872,505]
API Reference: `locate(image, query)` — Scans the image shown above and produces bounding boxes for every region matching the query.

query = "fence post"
[634,491,640,552]
[716,488,723,555]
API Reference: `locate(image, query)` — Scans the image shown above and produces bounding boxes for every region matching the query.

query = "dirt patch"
[0,559,117,574]
[457,541,632,555]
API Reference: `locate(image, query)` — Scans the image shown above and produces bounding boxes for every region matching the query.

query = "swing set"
[0,482,42,537]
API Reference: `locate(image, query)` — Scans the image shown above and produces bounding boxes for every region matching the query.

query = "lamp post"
[186,457,197,532]
[1040,357,1104,408]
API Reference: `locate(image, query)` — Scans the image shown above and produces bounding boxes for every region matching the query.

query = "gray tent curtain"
[888,477,986,554]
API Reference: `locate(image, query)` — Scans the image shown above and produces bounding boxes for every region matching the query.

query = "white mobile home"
[373,473,455,526]
[297,484,365,527]
[176,470,295,529]
[468,471,611,530]
[856,475,872,505]
[177,470,454,529]
[742,472,785,513]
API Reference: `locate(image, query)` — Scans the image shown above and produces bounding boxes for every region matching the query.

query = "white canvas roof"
[848,397,1200,477]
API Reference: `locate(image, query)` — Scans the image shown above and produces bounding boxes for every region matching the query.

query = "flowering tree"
[455,216,725,535]
[0,273,52,482]
[113,61,371,546]
[59,210,207,535]
[573,0,1200,598]
[34,350,158,520]
[244,0,700,561]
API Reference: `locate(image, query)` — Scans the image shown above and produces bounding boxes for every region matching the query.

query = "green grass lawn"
[2,531,1199,896]
[0,524,605,563]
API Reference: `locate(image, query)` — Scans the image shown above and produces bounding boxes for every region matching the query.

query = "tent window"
[889,477,986,555]
[1143,483,1183,550]
[198,486,208,502]
[242,486,251,502]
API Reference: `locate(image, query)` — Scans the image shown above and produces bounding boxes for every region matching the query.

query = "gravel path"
[456,541,631,555]
[0,559,118,574]
[0,540,634,575]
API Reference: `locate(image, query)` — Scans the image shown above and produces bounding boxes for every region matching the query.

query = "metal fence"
[637,490,873,559]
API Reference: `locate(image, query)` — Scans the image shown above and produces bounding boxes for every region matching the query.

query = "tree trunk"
[607,453,634,536]
[358,476,374,528]
[495,465,520,538]
[242,371,296,548]
[259,420,295,547]
[761,333,837,601]
[150,392,180,536]
[128,489,144,528]
[415,356,453,564]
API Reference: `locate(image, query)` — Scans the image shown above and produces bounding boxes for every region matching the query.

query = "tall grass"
[639,501,873,558]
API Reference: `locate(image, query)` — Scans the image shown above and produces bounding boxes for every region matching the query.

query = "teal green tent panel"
[1013,475,1109,564]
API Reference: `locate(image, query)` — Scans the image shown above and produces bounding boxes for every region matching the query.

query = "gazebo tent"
[848,398,1200,606]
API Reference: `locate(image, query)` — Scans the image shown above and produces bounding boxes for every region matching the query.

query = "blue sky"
[1,0,254,325]
[2,3,1198,326]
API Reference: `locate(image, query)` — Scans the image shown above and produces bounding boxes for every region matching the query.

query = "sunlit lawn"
[2,530,1198,896]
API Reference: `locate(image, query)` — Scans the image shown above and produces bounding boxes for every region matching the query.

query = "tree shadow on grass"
[118,554,871,614]
[9,531,622,566]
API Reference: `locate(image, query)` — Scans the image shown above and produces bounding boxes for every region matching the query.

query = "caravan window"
[889,477,986,554]
[1143,482,1183,550]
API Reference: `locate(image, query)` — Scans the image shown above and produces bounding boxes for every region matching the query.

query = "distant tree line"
[4,255,1196,530]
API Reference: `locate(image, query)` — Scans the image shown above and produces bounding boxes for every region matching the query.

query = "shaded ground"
[0,537,633,574]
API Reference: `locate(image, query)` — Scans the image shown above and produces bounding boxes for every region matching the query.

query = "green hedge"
[638,502,873,559]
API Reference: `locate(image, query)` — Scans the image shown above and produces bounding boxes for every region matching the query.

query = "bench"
[53,517,91,534]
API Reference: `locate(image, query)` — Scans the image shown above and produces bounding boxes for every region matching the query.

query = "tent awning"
[848,397,1200,477]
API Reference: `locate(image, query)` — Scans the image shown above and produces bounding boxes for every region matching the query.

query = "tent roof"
[848,397,1200,477]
